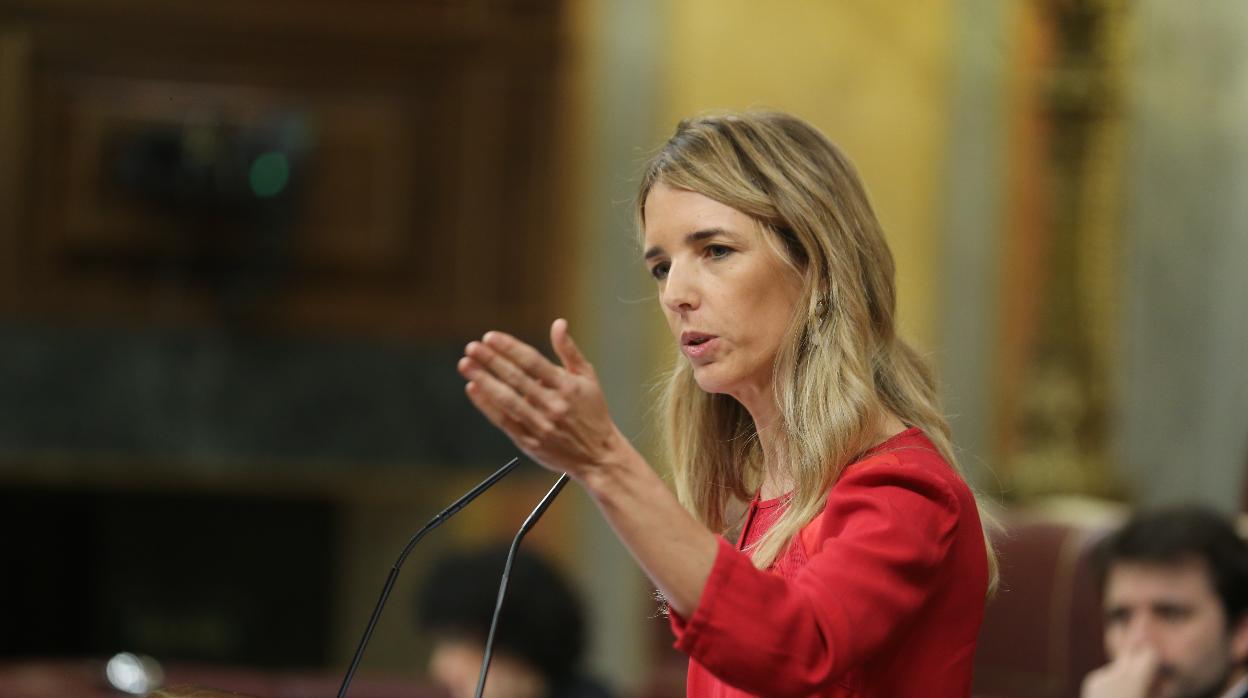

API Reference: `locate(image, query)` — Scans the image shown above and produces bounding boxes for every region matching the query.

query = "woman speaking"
[457,111,996,697]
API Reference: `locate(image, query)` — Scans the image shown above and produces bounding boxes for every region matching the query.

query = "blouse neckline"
[751,426,922,509]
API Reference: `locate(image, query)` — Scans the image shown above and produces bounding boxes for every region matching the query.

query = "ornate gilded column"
[996,0,1129,499]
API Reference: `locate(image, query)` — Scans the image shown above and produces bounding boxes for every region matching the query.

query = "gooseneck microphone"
[337,456,521,698]
[473,472,571,698]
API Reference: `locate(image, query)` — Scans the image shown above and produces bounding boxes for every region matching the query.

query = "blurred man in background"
[417,545,613,698]
[1082,507,1248,698]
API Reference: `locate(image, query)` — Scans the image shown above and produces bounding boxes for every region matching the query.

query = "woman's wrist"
[579,432,649,501]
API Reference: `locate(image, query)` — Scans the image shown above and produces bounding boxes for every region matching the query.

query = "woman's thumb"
[551,318,591,375]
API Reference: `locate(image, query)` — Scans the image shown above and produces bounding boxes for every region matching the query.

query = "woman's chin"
[691,367,733,396]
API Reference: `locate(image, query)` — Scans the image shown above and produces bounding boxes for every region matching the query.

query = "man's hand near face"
[1082,643,1162,698]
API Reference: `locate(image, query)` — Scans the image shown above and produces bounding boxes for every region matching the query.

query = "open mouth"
[681,332,717,349]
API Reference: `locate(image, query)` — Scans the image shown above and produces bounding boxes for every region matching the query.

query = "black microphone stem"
[473,472,571,698]
[337,456,521,698]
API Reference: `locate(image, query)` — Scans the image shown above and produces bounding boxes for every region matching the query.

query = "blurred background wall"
[0,0,1245,695]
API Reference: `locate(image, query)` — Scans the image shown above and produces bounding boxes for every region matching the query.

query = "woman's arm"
[668,459,971,696]
[459,322,976,696]
[457,318,718,617]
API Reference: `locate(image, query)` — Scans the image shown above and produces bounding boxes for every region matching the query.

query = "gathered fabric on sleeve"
[669,428,988,698]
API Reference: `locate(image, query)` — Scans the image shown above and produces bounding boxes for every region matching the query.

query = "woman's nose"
[662,265,699,313]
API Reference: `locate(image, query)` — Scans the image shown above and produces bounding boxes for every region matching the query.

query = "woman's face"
[642,183,805,410]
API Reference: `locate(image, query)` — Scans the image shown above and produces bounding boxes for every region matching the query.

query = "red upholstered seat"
[972,499,1126,698]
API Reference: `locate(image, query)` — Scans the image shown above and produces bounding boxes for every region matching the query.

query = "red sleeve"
[668,456,961,697]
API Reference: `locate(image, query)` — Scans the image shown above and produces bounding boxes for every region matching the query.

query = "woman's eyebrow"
[644,228,731,260]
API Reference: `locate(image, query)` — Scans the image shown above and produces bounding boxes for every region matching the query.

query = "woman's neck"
[751,408,792,501]
[752,409,910,501]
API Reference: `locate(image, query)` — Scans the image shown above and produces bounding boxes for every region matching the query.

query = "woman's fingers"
[466,339,556,406]
[459,355,556,436]
[481,331,566,388]
[459,361,514,426]
[551,319,592,376]
[464,380,543,454]
[460,323,614,474]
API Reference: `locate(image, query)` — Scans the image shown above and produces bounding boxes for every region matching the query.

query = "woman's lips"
[681,336,719,361]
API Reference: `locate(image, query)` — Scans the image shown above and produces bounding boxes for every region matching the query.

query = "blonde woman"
[458,111,996,698]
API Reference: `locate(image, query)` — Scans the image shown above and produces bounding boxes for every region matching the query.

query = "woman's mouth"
[680,332,718,360]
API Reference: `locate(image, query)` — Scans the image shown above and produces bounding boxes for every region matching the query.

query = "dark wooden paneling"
[0,0,564,339]
[0,487,335,668]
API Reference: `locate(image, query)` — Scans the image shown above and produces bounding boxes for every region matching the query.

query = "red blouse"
[669,428,988,697]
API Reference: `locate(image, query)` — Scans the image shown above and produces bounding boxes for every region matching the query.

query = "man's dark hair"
[1094,506,1248,624]
[416,545,587,683]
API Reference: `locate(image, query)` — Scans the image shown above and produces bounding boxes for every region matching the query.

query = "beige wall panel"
[657,0,956,351]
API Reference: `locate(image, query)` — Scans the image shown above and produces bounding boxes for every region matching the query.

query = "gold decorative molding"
[997,0,1129,500]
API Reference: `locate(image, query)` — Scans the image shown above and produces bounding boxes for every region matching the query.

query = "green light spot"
[249,152,290,198]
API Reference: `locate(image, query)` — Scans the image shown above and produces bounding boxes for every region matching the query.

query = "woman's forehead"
[642,185,755,242]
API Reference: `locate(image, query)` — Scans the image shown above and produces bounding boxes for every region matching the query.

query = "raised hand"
[458,318,629,480]
[1081,645,1161,698]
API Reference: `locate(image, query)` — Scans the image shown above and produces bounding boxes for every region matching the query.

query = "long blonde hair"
[637,111,997,588]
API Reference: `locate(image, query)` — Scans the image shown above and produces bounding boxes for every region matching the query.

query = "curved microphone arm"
[337,456,521,698]
[473,472,572,698]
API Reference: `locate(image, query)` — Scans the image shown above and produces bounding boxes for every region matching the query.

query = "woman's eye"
[707,244,732,259]
[649,262,670,280]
